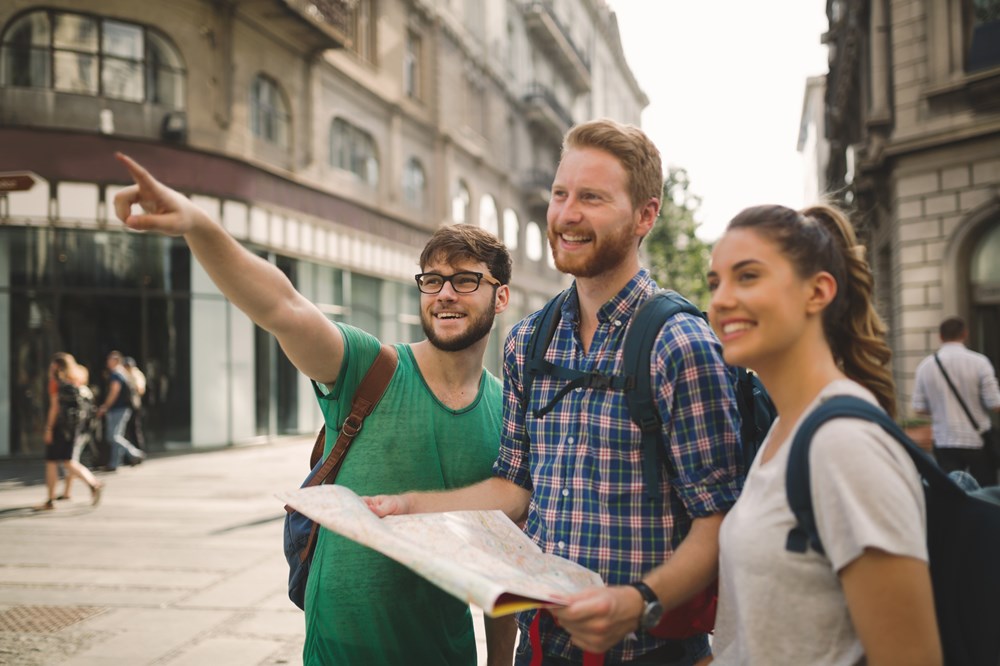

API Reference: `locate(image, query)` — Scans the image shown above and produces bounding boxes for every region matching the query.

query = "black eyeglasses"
[414,271,502,294]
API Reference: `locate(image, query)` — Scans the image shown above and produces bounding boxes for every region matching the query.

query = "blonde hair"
[726,203,896,417]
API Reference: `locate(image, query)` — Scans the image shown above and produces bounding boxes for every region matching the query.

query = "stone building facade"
[0,0,648,456]
[823,0,1000,417]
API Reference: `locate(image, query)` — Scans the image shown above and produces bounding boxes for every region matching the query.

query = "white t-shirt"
[712,379,927,665]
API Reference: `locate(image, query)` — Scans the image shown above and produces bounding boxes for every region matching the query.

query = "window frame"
[250,74,291,149]
[0,8,185,107]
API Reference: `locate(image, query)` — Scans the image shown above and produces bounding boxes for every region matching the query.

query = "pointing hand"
[113,153,205,236]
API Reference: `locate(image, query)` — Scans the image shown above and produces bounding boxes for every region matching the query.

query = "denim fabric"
[106,407,140,469]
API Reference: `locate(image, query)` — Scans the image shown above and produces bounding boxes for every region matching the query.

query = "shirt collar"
[562,268,655,324]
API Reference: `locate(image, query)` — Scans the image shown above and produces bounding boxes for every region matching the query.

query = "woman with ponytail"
[705,204,941,664]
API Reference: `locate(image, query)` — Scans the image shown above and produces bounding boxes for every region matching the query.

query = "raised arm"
[113,153,343,384]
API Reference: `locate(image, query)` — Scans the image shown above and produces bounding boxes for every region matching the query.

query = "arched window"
[526,221,544,261]
[972,223,1000,283]
[503,208,519,250]
[451,180,471,224]
[330,118,380,187]
[250,75,290,148]
[402,157,426,208]
[479,194,498,236]
[0,9,184,106]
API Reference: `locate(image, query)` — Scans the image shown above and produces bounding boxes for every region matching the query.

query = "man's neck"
[410,339,486,409]
[572,262,641,353]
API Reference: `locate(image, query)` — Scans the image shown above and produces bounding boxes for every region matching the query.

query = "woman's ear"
[805,271,838,315]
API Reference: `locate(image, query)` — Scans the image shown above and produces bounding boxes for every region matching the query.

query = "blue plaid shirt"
[494,269,743,663]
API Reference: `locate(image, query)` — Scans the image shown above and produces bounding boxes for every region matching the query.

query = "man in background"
[913,316,1000,487]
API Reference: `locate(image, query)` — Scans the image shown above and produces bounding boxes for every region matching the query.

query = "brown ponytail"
[726,203,896,417]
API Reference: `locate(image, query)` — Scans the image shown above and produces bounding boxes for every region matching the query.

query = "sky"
[606,1,830,241]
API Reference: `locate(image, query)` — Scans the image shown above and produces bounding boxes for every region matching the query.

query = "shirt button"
[613,319,622,327]
[567,437,575,444]
[557,541,566,550]
[561,488,570,497]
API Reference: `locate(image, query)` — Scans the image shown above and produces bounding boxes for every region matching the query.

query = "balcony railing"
[521,1,591,93]
[522,82,573,141]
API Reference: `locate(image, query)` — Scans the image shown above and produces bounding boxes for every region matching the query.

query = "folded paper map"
[277,485,605,616]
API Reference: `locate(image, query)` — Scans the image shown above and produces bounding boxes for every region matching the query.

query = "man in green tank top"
[112,154,517,665]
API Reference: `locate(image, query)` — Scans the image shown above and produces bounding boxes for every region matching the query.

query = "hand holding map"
[277,484,605,616]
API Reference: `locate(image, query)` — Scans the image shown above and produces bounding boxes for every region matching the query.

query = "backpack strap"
[622,290,703,501]
[522,289,630,419]
[785,395,965,556]
[292,344,399,564]
[306,343,399,477]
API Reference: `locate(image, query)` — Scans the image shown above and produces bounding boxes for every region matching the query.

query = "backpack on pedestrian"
[55,381,88,441]
[522,288,777,639]
[283,344,398,610]
[785,395,1000,666]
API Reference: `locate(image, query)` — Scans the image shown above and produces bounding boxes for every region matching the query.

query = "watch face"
[641,601,665,631]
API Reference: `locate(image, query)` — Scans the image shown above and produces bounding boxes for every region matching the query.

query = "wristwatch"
[628,581,664,632]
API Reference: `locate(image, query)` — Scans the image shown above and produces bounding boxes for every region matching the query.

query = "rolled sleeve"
[654,314,743,517]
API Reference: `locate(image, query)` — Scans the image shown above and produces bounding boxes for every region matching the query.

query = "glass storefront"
[4,226,192,456]
[2,225,483,458]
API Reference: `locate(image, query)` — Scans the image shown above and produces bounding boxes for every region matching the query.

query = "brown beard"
[548,218,638,278]
[421,301,497,352]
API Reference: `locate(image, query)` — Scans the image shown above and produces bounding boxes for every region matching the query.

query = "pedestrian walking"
[40,353,104,509]
[913,317,1000,487]
[96,351,146,470]
[123,356,147,451]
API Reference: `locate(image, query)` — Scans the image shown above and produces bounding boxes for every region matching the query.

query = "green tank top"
[303,324,502,665]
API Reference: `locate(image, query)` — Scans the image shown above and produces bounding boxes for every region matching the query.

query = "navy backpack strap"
[623,290,703,501]
[785,395,965,555]
[522,290,568,414]
[523,289,629,419]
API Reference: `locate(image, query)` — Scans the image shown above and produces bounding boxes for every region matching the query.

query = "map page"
[278,485,605,616]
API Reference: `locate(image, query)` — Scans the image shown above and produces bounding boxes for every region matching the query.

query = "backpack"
[524,288,776,501]
[283,344,398,610]
[785,395,1000,666]
[522,288,776,639]
[55,381,87,440]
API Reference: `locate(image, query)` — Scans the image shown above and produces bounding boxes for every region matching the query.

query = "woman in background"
[41,353,104,509]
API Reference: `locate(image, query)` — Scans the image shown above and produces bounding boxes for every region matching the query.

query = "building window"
[330,118,379,186]
[347,0,377,64]
[404,30,421,99]
[526,221,544,261]
[451,180,471,224]
[503,208,519,250]
[479,194,498,236]
[968,0,1000,72]
[250,75,290,148]
[0,9,184,106]
[402,157,426,208]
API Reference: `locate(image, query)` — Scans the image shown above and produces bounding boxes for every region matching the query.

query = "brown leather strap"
[306,344,398,486]
[292,345,398,563]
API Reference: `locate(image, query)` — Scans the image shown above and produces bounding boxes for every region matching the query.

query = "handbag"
[283,344,398,609]
[933,353,1000,461]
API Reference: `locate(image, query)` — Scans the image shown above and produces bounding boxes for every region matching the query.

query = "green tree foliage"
[645,167,713,309]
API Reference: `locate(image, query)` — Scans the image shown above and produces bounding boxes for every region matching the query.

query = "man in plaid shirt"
[371,119,743,665]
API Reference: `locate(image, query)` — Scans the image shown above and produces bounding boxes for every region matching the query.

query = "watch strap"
[629,580,659,604]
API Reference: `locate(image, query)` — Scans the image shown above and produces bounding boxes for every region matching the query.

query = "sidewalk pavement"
[0,439,491,665]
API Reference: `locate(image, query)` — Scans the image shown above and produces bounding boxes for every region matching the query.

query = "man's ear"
[805,271,838,315]
[494,284,510,314]
[636,198,660,239]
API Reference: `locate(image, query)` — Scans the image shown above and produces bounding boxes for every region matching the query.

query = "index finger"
[114,152,156,188]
